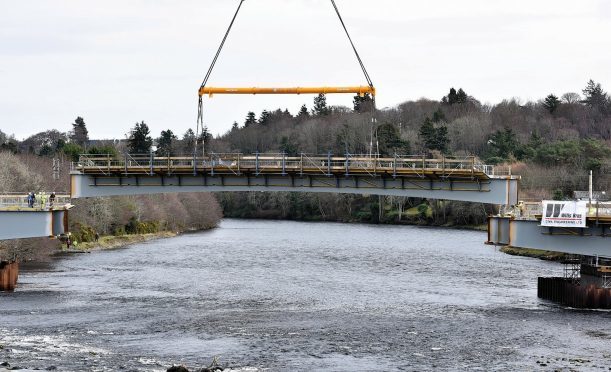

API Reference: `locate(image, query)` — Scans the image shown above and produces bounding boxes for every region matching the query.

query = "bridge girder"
[0,209,69,240]
[71,172,519,205]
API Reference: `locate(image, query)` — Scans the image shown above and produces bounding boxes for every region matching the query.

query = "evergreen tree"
[182,128,196,154]
[157,129,177,156]
[231,121,239,131]
[70,116,89,147]
[456,88,468,104]
[419,117,449,153]
[434,126,449,153]
[446,88,458,105]
[376,123,410,156]
[487,127,520,161]
[353,93,374,113]
[259,110,271,125]
[582,79,609,113]
[432,108,446,123]
[297,104,310,121]
[244,112,257,127]
[128,121,153,154]
[542,94,561,113]
[313,94,330,116]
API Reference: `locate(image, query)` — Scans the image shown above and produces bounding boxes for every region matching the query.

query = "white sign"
[541,200,587,228]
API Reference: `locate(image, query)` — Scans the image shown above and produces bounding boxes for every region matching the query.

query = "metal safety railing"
[0,192,71,211]
[72,153,500,179]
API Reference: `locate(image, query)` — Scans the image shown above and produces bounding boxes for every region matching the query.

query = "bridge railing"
[508,201,611,220]
[0,193,71,211]
[73,153,497,179]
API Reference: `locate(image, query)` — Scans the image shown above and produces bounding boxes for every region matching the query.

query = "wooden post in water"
[0,261,19,292]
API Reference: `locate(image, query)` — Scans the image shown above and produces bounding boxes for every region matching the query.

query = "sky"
[1,0,610,140]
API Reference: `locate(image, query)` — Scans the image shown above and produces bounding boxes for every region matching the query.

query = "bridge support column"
[0,261,19,292]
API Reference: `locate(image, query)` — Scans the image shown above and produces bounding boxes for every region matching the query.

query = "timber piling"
[0,261,19,291]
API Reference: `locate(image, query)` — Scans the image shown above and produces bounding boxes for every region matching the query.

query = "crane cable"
[196,0,246,158]
[195,0,376,158]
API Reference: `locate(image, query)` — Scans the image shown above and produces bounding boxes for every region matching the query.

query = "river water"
[2,219,611,371]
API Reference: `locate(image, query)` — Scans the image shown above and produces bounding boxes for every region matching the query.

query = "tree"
[561,92,581,104]
[432,108,446,123]
[376,123,410,156]
[70,116,89,147]
[157,129,177,156]
[182,128,196,154]
[313,94,330,116]
[486,127,520,162]
[244,112,257,127]
[231,121,239,131]
[259,110,271,125]
[582,79,609,112]
[128,121,153,154]
[280,136,299,156]
[542,94,561,113]
[419,117,449,152]
[297,104,310,121]
[444,88,458,105]
[456,88,468,104]
[353,93,374,113]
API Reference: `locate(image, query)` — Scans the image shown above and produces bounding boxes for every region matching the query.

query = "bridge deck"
[73,154,505,180]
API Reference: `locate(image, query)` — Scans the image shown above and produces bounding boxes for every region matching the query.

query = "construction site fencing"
[0,192,71,211]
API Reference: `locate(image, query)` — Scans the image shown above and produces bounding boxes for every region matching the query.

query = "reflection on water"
[2,219,611,371]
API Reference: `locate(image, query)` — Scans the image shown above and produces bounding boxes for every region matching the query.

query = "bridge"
[0,193,72,240]
[69,153,519,205]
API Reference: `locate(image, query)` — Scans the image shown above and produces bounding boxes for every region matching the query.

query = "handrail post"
[255,152,259,175]
[393,153,397,179]
[327,151,332,176]
[471,156,475,178]
[237,153,241,175]
[124,153,128,175]
[282,152,286,176]
[300,153,304,177]
[442,155,445,177]
[193,152,197,176]
[107,154,111,174]
[211,152,215,177]
[422,155,426,171]
[149,151,154,176]
[345,153,350,177]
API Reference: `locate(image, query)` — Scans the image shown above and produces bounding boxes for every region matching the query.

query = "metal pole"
[345,153,350,177]
[327,151,332,177]
[255,152,259,175]
[300,153,304,177]
[393,153,397,179]
[282,152,286,176]
[149,150,154,176]
[211,152,214,177]
[125,153,129,175]
[589,170,593,208]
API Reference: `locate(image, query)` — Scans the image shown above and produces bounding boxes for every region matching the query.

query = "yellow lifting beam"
[199,86,376,98]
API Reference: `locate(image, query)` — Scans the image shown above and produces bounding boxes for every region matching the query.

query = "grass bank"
[62,231,177,253]
[500,246,568,261]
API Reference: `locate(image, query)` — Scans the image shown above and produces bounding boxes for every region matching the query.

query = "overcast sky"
[1,0,610,140]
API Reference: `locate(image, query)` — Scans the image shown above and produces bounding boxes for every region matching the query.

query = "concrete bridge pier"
[0,261,19,292]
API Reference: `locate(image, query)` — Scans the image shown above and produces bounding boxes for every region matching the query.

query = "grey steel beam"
[487,216,611,257]
[0,210,69,240]
[71,172,519,205]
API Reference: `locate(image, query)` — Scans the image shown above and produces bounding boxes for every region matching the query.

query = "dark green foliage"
[582,79,609,113]
[486,128,520,162]
[419,117,449,153]
[313,94,330,116]
[125,217,161,234]
[87,145,118,157]
[353,93,374,113]
[553,189,564,200]
[432,108,446,123]
[244,112,257,127]
[542,94,561,113]
[62,142,83,161]
[456,88,468,104]
[156,129,177,156]
[297,105,310,121]
[259,110,271,125]
[128,121,153,154]
[70,116,89,147]
[443,87,468,105]
[280,136,299,156]
[377,123,410,156]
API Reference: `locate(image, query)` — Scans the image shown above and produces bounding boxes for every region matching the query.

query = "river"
[1,219,611,371]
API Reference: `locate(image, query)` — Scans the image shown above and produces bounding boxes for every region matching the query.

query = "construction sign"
[541,200,587,228]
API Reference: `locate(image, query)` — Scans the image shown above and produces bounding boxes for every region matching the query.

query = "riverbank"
[500,246,568,261]
[65,231,178,253]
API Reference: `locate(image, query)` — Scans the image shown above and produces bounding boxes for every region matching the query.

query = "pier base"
[0,261,19,292]
[538,277,611,309]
